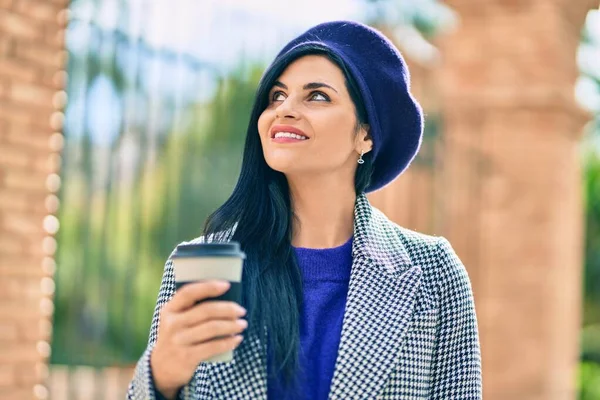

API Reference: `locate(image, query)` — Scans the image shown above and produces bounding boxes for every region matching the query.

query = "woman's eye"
[310,92,329,101]
[272,91,285,102]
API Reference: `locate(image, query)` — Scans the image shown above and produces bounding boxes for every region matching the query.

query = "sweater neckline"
[292,235,353,282]
[291,235,353,251]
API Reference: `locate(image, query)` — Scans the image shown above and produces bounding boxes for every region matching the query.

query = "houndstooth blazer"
[127,193,482,399]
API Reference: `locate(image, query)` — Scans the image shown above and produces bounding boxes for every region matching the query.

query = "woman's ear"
[357,124,373,154]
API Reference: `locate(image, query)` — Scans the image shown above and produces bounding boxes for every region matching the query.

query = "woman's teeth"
[273,132,308,140]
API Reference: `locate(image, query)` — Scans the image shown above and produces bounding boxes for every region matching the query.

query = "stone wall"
[0,0,68,398]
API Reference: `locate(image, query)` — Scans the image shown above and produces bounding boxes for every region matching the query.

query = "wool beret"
[273,20,424,193]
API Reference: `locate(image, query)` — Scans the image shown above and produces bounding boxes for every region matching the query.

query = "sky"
[577,10,600,113]
[70,0,366,69]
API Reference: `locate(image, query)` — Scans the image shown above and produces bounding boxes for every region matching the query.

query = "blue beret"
[274,20,424,193]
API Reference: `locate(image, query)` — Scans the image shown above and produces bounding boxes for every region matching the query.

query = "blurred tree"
[577,10,600,398]
[578,11,600,328]
[583,150,600,327]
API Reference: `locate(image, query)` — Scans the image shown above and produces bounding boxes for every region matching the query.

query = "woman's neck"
[287,176,356,249]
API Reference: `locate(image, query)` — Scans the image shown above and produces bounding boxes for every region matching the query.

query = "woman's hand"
[150,280,247,399]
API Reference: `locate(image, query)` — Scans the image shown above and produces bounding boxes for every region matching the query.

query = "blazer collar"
[352,192,413,276]
[204,193,422,399]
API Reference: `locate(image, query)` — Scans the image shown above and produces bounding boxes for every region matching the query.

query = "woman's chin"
[266,163,297,175]
[265,158,303,174]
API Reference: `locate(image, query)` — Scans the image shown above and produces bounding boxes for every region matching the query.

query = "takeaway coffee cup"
[171,241,245,363]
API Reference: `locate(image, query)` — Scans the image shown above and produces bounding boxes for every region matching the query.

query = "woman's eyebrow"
[273,80,338,93]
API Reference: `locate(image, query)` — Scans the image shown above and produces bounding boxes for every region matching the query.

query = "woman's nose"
[275,97,300,119]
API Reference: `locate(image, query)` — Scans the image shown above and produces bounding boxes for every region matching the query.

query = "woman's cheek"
[257,111,270,137]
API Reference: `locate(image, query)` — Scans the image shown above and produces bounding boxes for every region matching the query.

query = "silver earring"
[357,150,365,165]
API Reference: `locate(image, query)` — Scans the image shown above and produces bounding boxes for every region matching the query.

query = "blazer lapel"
[328,194,422,399]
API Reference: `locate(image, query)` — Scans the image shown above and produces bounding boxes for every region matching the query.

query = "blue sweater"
[267,236,353,400]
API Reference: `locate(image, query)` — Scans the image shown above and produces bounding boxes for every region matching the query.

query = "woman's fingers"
[174,318,248,345]
[176,300,246,328]
[189,334,245,363]
[166,280,231,313]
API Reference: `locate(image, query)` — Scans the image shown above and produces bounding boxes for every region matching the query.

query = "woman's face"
[257,55,372,182]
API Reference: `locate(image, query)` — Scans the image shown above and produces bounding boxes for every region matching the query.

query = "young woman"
[128,20,482,400]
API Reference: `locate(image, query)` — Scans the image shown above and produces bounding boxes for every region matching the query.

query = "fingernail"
[217,281,230,289]
[236,306,247,316]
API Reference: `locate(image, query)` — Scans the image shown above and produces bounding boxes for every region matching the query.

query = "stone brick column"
[438,1,596,399]
[0,1,68,398]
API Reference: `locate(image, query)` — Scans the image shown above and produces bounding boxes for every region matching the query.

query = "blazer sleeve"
[430,237,483,399]
[126,250,187,400]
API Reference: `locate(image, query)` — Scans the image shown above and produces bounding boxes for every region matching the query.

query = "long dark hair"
[203,44,374,389]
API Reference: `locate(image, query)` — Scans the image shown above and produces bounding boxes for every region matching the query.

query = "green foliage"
[581,324,600,364]
[584,150,600,327]
[579,361,600,400]
[580,13,600,391]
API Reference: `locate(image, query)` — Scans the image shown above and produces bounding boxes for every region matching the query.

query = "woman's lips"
[271,137,308,144]
[270,124,310,139]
